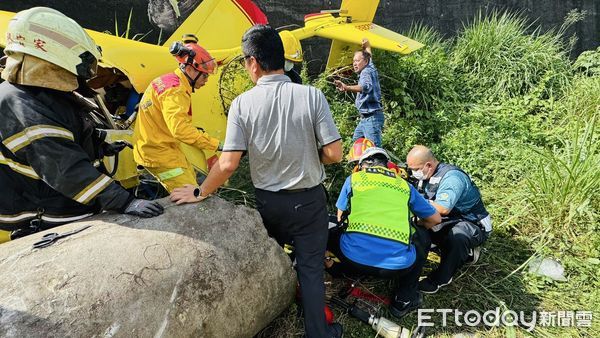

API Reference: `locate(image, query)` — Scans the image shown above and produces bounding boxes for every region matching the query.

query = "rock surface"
[0,197,296,338]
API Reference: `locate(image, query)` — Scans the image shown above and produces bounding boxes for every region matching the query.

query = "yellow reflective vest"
[347,167,412,245]
[133,68,219,168]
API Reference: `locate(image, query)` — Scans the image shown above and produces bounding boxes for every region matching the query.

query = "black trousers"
[255,185,331,338]
[428,219,488,284]
[326,225,431,302]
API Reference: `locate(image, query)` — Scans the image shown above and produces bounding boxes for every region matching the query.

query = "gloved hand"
[124,199,164,218]
[101,140,133,157]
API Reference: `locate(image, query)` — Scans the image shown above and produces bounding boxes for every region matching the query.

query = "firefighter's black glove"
[101,140,133,157]
[124,199,164,218]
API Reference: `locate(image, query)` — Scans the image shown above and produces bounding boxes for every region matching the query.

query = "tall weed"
[451,11,573,102]
[525,113,599,246]
[105,8,153,41]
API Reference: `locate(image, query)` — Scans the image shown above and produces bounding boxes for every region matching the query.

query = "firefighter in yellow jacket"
[133,35,220,192]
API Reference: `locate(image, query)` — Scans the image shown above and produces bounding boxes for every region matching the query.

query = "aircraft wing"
[299,14,424,70]
[315,22,423,55]
[294,0,424,69]
[321,23,424,69]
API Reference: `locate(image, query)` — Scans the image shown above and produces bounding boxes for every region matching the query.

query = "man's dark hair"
[241,25,284,72]
[361,154,388,168]
[356,50,371,63]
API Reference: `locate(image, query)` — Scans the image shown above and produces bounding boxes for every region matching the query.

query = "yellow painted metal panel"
[164,0,257,50]
[339,0,380,22]
[0,10,14,47]
[0,230,10,244]
[316,22,424,55]
[101,129,139,189]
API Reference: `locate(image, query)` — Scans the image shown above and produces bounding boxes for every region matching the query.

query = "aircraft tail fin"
[294,0,424,70]
[338,0,380,23]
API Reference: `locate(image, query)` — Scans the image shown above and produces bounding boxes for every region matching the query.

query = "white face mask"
[412,164,429,181]
[412,169,425,181]
[284,60,294,72]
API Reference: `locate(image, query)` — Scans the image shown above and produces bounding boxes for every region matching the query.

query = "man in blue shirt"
[330,147,441,318]
[334,39,384,146]
[406,145,493,294]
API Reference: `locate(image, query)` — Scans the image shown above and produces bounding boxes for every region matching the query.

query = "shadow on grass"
[255,231,541,337]
[394,231,540,336]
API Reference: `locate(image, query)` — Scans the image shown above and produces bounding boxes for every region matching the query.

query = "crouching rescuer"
[0,7,163,243]
[329,147,441,318]
[406,145,493,294]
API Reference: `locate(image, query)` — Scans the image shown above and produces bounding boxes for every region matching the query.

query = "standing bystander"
[170,25,344,338]
[334,38,384,146]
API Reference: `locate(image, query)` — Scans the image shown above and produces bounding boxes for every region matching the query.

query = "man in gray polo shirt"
[171,25,343,338]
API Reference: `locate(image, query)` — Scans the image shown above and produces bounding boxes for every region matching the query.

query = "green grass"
[215,10,599,338]
[525,115,599,244]
[451,11,574,102]
[105,8,153,42]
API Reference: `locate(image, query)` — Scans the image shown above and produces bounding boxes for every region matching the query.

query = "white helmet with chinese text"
[4,7,102,79]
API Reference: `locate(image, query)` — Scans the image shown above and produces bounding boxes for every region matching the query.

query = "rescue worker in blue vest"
[329,147,441,318]
[406,145,493,294]
[0,8,163,243]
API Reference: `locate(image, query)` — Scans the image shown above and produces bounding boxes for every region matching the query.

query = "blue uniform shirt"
[355,61,383,113]
[336,176,436,269]
[427,170,482,222]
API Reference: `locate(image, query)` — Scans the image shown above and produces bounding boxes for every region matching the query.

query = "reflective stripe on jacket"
[133,68,219,168]
[0,82,133,231]
[347,166,412,245]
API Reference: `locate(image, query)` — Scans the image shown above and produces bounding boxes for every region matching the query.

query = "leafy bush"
[573,46,600,76]
[375,23,459,118]
[558,75,600,122]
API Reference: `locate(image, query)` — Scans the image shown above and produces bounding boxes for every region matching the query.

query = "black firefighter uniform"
[0,81,134,241]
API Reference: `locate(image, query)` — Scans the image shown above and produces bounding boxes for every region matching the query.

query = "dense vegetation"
[226,11,599,337]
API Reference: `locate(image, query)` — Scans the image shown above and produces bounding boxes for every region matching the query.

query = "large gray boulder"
[0,197,296,338]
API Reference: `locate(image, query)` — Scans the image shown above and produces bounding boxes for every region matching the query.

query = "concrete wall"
[260,0,598,72]
[1,0,598,71]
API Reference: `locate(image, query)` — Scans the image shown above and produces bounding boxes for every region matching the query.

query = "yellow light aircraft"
[0,0,423,189]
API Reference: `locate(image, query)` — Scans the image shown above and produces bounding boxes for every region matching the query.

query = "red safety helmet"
[347,137,375,163]
[170,35,217,75]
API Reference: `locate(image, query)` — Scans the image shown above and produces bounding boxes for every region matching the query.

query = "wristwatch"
[193,186,203,200]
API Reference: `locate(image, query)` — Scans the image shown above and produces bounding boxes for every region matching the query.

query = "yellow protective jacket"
[133,68,219,168]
